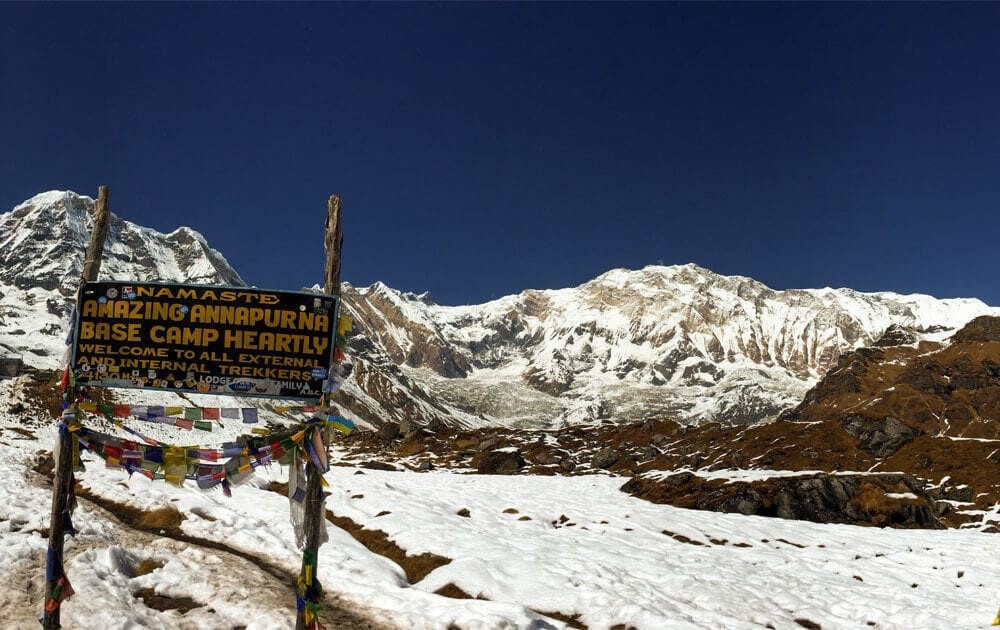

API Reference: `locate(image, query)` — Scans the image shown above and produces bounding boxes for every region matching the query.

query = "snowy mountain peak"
[0,190,243,367]
[0,190,242,295]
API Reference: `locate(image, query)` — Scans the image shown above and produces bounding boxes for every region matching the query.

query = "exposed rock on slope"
[621,472,942,529]
[782,315,1000,438]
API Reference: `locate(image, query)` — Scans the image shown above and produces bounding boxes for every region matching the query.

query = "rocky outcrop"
[872,324,917,347]
[622,472,943,529]
[477,449,525,475]
[590,448,620,469]
[952,316,1000,343]
[842,416,921,458]
[784,316,1000,439]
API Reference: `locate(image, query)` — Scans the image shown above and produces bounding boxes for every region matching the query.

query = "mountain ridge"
[341,262,998,427]
[3,190,999,429]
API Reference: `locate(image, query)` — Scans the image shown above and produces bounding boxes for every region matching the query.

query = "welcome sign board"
[71,281,340,400]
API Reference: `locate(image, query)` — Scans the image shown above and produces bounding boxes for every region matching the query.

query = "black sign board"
[71,281,339,400]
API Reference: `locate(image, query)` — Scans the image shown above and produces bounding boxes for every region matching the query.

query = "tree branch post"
[43,185,111,628]
[296,194,342,630]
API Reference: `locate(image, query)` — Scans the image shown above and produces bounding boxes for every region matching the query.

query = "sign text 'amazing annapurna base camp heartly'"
[71,281,340,399]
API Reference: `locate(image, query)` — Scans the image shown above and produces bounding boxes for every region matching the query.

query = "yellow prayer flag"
[338,315,353,334]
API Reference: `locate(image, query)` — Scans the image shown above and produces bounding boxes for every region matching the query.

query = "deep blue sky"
[2,4,999,305]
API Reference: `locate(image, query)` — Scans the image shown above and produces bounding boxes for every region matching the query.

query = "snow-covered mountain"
[0,190,473,429]
[0,191,241,368]
[342,265,999,428]
[3,190,998,429]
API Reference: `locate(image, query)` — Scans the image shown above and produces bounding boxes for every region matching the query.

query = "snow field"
[3,367,1000,629]
[323,469,1000,629]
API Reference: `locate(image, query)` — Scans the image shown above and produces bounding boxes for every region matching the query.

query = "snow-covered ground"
[3,376,1000,629]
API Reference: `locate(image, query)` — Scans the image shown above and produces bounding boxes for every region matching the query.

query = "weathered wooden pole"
[296,194,342,630]
[43,186,111,628]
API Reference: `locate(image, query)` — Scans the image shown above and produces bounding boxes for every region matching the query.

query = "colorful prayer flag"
[327,416,355,435]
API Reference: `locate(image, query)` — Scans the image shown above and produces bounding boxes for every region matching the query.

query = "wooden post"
[296,194,342,630]
[324,194,343,297]
[80,186,111,285]
[43,186,111,628]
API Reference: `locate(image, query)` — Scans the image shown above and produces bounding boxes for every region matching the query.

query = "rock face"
[951,316,1000,343]
[784,316,1000,439]
[477,449,525,475]
[622,472,943,529]
[872,324,918,347]
[842,416,921,458]
[590,448,620,470]
[377,422,401,441]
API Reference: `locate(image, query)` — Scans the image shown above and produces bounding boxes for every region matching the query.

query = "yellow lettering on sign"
[150,326,219,345]
[79,322,141,341]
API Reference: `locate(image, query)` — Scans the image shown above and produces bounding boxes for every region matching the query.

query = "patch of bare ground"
[21,369,116,418]
[433,583,480,599]
[134,587,204,613]
[326,511,450,583]
[538,610,586,629]
[268,481,452,585]
[6,426,37,439]
[135,558,165,577]
[661,530,705,546]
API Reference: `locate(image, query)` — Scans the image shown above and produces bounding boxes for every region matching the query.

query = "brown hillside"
[782,316,1000,439]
